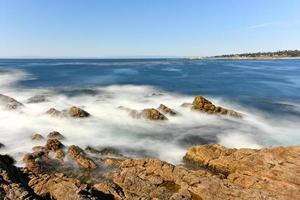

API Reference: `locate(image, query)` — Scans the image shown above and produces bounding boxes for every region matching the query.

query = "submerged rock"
[85,146,123,157]
[46,106,91,118]
[31,133,44,141]
[47,131,64,140]
[27,95,48,104]
[158,104,177,116]
[191,96,242,118]
[0,143,5,149]
[184,144,300,199]
[0,94,23,110]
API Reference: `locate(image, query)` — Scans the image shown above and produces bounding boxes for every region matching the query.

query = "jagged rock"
[0,94,23,110]
[184,144,300,199]
[114,159,274,200]
[67,106,90,118]
[31,133,44,141]
[67,145,97,169]
[141,108,168,120]
[191,96,242,118]
[0,154,37,199]
[93,182,125,200]
[27,95,48,104]
[46,108,62,117]
[158,104,177,116]
[47,131,64,140]
[46,139,64,152]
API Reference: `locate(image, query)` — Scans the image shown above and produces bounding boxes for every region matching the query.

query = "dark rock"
[0,94,23,110]
[0,143,5,149]
[158,104,177,116]
[27,95,48,104]
[47,131,64,140]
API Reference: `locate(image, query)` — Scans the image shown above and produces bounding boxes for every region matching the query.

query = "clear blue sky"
[0,0,300,58]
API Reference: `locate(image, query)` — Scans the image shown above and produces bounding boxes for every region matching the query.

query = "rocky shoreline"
[0,94,299,199]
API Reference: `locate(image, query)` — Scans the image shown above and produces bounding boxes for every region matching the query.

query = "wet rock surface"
[158,104,177,116]
[0,94,24,110]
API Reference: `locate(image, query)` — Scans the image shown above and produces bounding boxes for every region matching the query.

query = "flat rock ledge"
[0,140,299,199]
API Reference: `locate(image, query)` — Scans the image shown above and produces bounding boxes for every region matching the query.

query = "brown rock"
[114,159,273,200]
[141,108,168,120]
[184,144,300,199]
[0,94,23,110]
[67,145,97,169]
[158,104,177,116]
[191,96,242,118]
[67,106,90,118]
[46,138,64,152]
[85,146,123,157]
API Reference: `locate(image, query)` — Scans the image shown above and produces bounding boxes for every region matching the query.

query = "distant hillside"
[213,50,300,59]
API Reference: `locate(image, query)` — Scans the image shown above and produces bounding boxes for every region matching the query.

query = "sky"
[0,0,300,58]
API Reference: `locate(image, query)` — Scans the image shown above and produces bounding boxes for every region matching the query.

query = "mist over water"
[0,59,300,165]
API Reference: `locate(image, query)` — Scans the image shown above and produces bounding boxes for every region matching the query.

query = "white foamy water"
[0,70,299,165]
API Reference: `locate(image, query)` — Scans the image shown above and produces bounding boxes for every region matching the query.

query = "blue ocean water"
[0,59,300,163]
[1,59,300,115]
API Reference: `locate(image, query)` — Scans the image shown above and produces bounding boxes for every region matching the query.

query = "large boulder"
[184,144,300,199]
[191,96,242,118]
[140,108,168,120]
[0,94,23,110]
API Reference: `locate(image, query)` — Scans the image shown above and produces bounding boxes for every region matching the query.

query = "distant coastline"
[187,50,300,60]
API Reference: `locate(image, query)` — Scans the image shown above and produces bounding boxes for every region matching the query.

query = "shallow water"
[0,59,300,164]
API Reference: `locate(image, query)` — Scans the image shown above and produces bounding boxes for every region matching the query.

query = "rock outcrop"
[27,95,48,104]
[47,131,64,140]
[185,96,242,118]
[119,106,168,121]
[0,94,23,110]
[67,145,97,169]
[31,133,44,141]
[184,144,300,199]
[158,104,177,116]
[46,107,91,118]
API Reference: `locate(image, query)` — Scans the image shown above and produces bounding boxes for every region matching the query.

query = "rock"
[47,131,64,140]
[46,107,62,117]
[0,94,23,110]
[191,96,242,118]
[67,145,97,169]
[158,104,177,116]
[93,182,125,200]
[31,133,44,141]
[0,154,37,199]
[184,144,300,199]
[85,146,123,157]
[27,95,48,104]
[180,103,192,108]
[28,173,112,200]
[46,106,91,118]
[114,159,273,200]
[67,106,90,118]
[46,139,64,152]
[141,108,168,120]
[0,143,5,149]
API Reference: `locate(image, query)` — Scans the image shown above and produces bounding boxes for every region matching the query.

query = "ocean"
[0,58,300,165]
